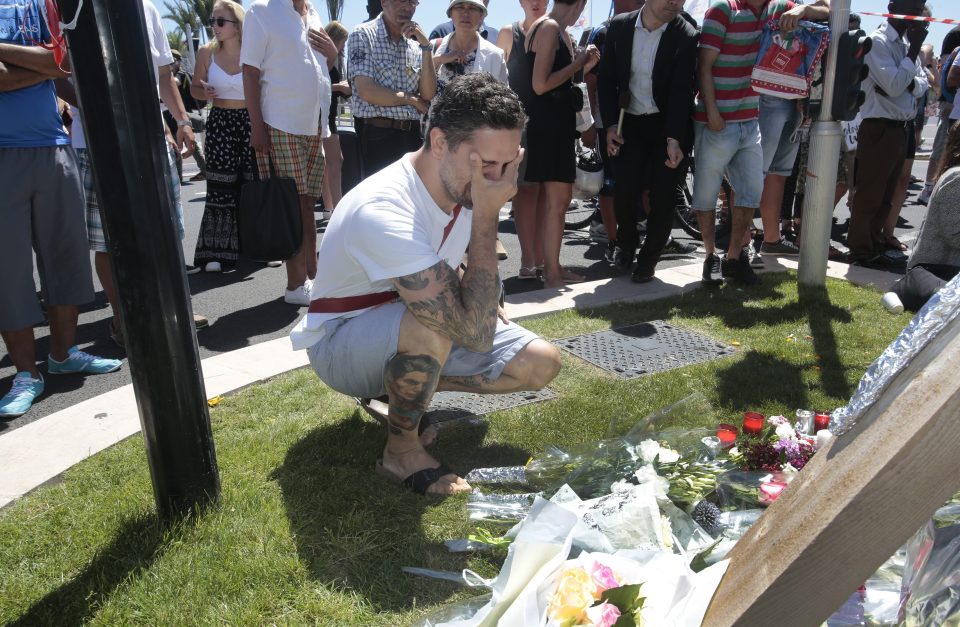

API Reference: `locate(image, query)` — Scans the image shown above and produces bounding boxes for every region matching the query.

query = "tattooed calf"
[384,353,441,435]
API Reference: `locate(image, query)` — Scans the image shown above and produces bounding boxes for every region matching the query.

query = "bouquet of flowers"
[545,559,644,626]
[729,414,816,473]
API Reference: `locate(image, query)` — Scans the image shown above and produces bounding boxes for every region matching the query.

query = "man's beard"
[440,166,473,207]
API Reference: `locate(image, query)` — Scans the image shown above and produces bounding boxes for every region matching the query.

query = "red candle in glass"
[814,412,831,433]
[742,412,765,435]
[717,423,738,447]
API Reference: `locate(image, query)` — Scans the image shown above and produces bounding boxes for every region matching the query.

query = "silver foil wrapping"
[831,274,960,436]
[463,466,528,486]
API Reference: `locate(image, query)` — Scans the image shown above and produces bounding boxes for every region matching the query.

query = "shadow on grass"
[11,513,165,627]
[272,412,530,613]
[574,273,855,408]
[799,284,854,400]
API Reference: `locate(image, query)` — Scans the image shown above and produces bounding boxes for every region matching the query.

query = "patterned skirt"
[194,107,255,263]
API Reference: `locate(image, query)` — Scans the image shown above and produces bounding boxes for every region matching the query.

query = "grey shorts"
[307,301,541,399]
[0,146,94,331]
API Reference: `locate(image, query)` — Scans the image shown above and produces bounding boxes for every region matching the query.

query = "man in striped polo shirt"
[691,0,828,285]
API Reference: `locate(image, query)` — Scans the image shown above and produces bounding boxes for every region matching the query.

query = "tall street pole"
[798,0,850,286]
[60,0,220,521]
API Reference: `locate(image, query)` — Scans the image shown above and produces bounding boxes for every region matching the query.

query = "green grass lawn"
[0,273,912,626]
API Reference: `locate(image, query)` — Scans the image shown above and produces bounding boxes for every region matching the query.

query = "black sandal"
[375,459,456,496]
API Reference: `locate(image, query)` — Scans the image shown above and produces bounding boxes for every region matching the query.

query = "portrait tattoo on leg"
[384,353,441,435]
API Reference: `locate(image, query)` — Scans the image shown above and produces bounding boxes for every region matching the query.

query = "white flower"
[729,446,740,457]
[658,447,680,464]
[768,415,789,426]
[783,463,799,473]
[775,423,798,441]
[638,440,661,465]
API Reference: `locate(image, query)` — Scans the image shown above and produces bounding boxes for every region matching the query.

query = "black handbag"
[238,156,302,261]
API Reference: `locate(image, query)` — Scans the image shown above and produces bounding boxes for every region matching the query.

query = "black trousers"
[613,112,686,274]
[356,118,423,180]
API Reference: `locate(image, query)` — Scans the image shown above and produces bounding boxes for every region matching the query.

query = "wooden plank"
[702,315,960,627]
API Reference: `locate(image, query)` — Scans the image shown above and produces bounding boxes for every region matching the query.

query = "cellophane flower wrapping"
[537,551,729,627]
[898,520,960,626]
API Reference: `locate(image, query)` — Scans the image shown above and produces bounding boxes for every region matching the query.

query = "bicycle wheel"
[673,167,703,240]
[565,196,598,230]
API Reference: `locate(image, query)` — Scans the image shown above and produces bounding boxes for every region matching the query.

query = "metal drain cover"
[553,321,736,379]
[426,388,556,425]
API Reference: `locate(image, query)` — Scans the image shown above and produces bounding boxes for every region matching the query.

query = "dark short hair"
[943,26,960,57]
[424,73,527,151]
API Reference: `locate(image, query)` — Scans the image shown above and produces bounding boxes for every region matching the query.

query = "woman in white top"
[432,0,508,106]
[190,0,252,273]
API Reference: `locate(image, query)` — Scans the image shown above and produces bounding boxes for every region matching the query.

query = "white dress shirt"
[240,0,332,137]
[626,8,668,116]
[860,22,929,122]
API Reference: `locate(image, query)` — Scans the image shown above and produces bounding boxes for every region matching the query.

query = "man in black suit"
[598,0,698,283]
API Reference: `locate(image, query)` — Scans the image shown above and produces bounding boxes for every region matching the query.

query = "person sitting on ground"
[890,122,960,311]
[289,73,562,496]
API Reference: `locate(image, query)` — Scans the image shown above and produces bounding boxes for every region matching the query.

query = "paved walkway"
[0,257,899,509]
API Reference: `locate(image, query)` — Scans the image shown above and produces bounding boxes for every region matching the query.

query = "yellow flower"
[547,567,595,623]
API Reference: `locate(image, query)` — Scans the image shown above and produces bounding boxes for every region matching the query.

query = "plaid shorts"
[77,145,183,249]
[255,126,325,198]
[76,148,107,252]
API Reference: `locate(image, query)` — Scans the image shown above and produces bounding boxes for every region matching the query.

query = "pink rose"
[585,601,621,627]
[758,479,788,505]
[590,562,622,596]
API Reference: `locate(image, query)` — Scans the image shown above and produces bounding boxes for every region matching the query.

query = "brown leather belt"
[362,117,418,131]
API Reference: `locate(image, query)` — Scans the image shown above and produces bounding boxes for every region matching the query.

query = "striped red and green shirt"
[694,0,795,123]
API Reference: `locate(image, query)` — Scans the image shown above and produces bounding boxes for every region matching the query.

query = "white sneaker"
[205,261,221,273]
[266,260,283,268]
[284,282,311,306]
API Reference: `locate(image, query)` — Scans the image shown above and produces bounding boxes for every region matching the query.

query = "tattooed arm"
[392,152,521,353]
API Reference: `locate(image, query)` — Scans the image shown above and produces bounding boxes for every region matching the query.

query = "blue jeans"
[693,119,763,211]
[758,94,802,176]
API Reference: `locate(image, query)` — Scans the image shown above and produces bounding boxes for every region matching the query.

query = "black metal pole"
[60,0,220,521]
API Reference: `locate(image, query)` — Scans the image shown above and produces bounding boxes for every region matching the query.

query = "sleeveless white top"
[207,53,245,100]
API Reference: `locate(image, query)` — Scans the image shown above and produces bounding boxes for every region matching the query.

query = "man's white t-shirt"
[289,156,472,351]
[240,0,331,137]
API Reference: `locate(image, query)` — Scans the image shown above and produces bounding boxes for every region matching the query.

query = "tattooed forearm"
[393,261,500,353]
[440,374,496,390]
[384,353,441,435]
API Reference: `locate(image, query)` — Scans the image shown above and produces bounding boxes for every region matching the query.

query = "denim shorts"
[307,301,541,399]
[692,119,764,212]
[758,94,802,176]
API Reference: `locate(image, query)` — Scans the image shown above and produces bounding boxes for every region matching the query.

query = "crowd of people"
[2,0,959,471]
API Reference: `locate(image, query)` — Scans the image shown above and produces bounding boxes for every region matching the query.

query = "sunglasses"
[209,17,238,27]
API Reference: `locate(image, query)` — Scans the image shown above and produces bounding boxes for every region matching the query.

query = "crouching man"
[289,73,562,496]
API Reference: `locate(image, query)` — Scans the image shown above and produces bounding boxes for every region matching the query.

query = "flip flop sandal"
[356,397,439,446]
[375,459,456,496]
[517,266,541,280]
[885,236,908,252]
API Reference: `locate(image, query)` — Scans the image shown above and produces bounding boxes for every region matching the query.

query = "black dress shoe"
[614,247,635,271]
[631,267,655,283]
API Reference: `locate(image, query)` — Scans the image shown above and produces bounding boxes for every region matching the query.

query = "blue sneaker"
[0,372,44,418]
[48,346,122,375]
